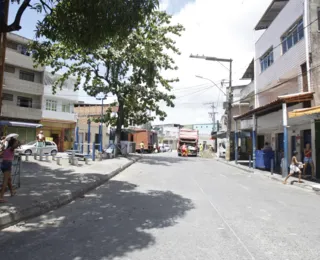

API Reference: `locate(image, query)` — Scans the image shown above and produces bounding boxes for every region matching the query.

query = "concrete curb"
[0,156,141,230]
[216,158,318,192]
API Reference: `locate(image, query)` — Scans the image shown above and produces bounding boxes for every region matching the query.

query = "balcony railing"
[1,103,42,120]
[3,75,44,95]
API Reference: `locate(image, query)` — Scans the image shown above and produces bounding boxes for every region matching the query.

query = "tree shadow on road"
[0,180,195,260]
[139,154,190,166]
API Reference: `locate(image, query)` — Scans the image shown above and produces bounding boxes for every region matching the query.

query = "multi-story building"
[153,123,180,149]
[40,72,79,151]
[0,33,45,144]
[234,0,320,177]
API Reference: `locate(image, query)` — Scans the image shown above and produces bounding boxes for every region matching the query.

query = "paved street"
[1,153,320,260]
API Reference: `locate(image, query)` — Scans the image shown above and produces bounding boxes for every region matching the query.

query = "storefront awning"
[288,105,320,118]
[234,92,314,120]
[0,121,43,128]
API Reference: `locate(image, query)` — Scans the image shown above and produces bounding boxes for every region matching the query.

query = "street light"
[96,94,107,152]
[190,54,233,161]
[195,75,226,96]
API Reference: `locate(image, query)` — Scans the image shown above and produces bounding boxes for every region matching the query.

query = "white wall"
[42,97,76,122]
[255,0,306,106]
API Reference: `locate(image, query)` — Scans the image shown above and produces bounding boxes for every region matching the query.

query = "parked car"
[163,144,171,152]
[16,141,58,155]
[158,143,165,153]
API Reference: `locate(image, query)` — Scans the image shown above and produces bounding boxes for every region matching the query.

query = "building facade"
[40,72,79,151]
[235,0,320,178]
[153,124,180,149]
[0,33,45,144]
[74,104,118,152]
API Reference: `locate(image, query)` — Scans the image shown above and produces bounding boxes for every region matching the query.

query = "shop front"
[0,120,42,144]
[40,119,76,152]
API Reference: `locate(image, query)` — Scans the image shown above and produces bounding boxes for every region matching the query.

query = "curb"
[216,158,318,192]
[0,156,141,230]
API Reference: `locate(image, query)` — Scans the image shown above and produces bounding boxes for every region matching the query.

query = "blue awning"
[0,121,43,128]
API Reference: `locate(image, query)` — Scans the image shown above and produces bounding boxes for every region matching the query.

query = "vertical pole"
[75,125,79,151]
[226,59,233,161]
[100,97,104,152]
[87,120,91,155]
[0,0,9,116]
[283,103,289,177]
[235,119,238,164]
[92,142,95,161]
[252,114,257,169]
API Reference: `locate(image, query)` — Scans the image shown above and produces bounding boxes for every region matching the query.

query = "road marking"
[219,173,227,178]
[237,183,249,190]
[192,177,255,260]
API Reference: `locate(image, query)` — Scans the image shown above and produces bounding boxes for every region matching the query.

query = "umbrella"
[5,133,19,140]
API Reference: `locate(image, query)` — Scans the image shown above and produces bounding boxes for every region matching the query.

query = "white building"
[40,72,79,151]
[235,0,318,177]
[0,33,45,144]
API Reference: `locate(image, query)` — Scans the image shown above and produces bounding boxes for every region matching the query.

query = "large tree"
[1,0,159,49]
[31,11,184,145]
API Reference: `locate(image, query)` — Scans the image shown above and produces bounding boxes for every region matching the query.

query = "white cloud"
[154,0,271,125]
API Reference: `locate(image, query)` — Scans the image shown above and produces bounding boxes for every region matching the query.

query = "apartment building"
[234,0,320,177]
[0,33,45,144]
[40,72,79,151]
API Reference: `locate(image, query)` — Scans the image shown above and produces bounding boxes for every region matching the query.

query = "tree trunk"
[115,99,124,156]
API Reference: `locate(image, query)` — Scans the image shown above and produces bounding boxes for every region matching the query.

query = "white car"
[164,144,171,152]
[17,141,58,155]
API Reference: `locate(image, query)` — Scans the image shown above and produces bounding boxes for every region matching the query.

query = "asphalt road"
[1,153,320,260]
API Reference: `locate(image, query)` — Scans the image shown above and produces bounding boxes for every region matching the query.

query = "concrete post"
[252,114,257,169]
[235,119,238,164]
[283,103,289,177]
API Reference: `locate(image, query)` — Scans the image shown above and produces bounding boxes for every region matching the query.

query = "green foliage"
[31,10,184,135]
[6,0,159,49]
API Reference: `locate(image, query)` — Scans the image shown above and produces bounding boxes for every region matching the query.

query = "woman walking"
[0,138,20,203]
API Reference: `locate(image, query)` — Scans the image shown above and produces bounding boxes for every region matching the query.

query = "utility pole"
[0,0,9,116]
[96,94,107,152]
[190,54,233,161]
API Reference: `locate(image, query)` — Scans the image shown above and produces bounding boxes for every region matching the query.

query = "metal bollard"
[25,154,29,162]
[271,158,274,175]
[52,154,56,161]
[34,153,37,160]
[98,152,102,161]
[249,155,252,168]
[57,157,61,165]
[73,158,78,166]
[84,157,89,165]
[45,154,49,161]
[39,149,43,161]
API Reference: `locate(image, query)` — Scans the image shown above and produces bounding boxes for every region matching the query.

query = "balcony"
[3,75,44,95]
[42,110,77,122]
[5,48,44,72]
[1,103,42,120]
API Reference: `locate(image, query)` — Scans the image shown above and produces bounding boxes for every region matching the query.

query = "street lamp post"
[191,54,233,161]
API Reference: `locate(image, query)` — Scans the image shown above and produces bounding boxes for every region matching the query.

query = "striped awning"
[288,105,320,118]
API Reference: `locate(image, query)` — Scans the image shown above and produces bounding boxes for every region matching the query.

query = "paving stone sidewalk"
[0,154,140,229]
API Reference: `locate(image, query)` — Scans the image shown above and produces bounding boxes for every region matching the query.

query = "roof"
[255,0,289,31]
[288,105,320,119]
[234,92,314,120]
[241,59,254,80]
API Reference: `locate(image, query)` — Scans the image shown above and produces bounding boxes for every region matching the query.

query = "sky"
[8,0,272,125]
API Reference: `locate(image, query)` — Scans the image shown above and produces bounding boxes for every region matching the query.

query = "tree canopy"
[31,10,184,142]
[2,0,159,49]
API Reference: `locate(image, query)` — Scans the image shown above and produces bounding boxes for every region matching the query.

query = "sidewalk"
[0,154,141,230]
[216,158,320,192]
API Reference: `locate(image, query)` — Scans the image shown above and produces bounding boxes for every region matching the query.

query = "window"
[62,104,70,113]
[17,96,32,108]
[4,65,15,73]
[2,93,13,101]
[260,48,274,73]
[19,70,34,82]
[281,18,304,54]
[46,100,57,111]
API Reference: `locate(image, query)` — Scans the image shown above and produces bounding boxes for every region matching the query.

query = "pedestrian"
[0,137,20,203]
[36,130,46,154]
[140,141,145,154]
[181,143,188,157]
[303,143,315,179]
[153,143,157,153]
[283,151,304,184]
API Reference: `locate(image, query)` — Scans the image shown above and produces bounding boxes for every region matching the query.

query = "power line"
[175,85,213,99]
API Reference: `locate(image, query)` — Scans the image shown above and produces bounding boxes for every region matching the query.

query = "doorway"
[257,135,265,150]
[52,134,60,151]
